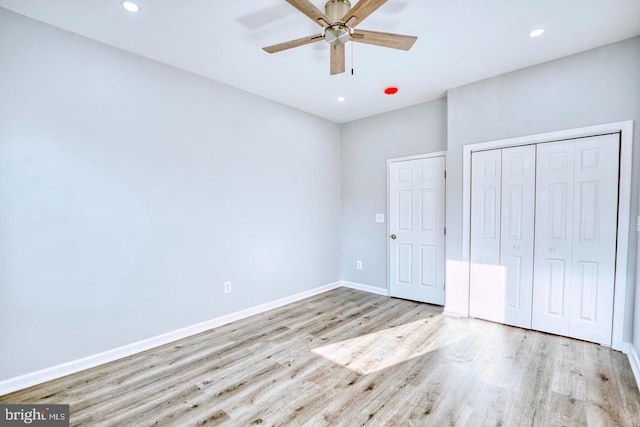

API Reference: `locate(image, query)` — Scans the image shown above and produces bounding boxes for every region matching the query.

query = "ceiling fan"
[262,0,418,75]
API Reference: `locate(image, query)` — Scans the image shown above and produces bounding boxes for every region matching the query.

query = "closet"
[469,133,620,346]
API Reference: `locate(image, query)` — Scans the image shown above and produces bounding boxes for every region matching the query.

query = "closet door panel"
[500,145,536,328]
[532,141,575,336]
[469,150,503,322]
[568,134,619,345]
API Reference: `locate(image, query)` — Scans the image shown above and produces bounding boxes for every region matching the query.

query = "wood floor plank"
[2,287,639,426]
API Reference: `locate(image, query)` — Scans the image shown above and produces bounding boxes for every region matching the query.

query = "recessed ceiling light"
[529,28,545,37]
[122,1,140,13]
[384,87,399,96]
[337,96,345,102]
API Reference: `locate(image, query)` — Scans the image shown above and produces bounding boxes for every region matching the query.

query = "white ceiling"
[2,0,640,123]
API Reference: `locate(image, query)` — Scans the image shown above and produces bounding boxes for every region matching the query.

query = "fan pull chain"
[351,43,355,75]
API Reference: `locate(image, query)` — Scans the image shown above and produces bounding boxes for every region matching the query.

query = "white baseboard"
[443,309,467,318]
[0,281,342,396]
[341,280,389,296]
[624,343,640,391]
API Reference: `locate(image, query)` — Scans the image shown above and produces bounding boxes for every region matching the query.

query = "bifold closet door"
[469,150,502,323]
[499,146,536,328]
[532,134,619,345]
[469,146,535,328]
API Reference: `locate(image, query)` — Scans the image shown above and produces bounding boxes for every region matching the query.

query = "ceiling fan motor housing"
[324,0,352,45]
[325,0,351,21]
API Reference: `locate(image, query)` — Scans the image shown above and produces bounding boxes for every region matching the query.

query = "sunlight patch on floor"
[311,316,462,375]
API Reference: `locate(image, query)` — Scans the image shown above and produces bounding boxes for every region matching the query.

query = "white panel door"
[469,147,535,327]
[499,145,536,328]
[532,141,575,336]
[469,149,503,322]
[389,156,445,304]
[567,134,619,344]
[532,134,619,345]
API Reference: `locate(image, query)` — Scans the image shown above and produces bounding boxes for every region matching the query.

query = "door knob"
[390,234,397,240]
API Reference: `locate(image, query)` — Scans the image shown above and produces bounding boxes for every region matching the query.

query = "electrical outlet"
[356,260,363,270]
[224,281,232,293]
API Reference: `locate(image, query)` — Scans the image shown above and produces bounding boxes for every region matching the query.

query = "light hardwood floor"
[2,287,639,426]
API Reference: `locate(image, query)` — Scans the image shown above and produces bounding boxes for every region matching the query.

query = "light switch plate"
[375,213,385,223]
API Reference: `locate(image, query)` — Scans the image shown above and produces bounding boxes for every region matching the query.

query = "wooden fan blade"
[263,34,324,54]
[286,0,332,26]
[330,44,345,75]
[351,29,417,51]
[341,0,388,28]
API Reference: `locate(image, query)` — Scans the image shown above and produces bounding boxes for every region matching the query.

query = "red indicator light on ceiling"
[384,87,399,95]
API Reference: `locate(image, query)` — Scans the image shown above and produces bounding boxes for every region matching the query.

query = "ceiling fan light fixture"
[122,1,140,13]
[323,24,352,45]
[529,28,545,37]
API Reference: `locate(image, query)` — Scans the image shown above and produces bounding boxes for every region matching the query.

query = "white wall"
[0,9,341,381]
[444,37,640,348]
[340,100,447,289]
